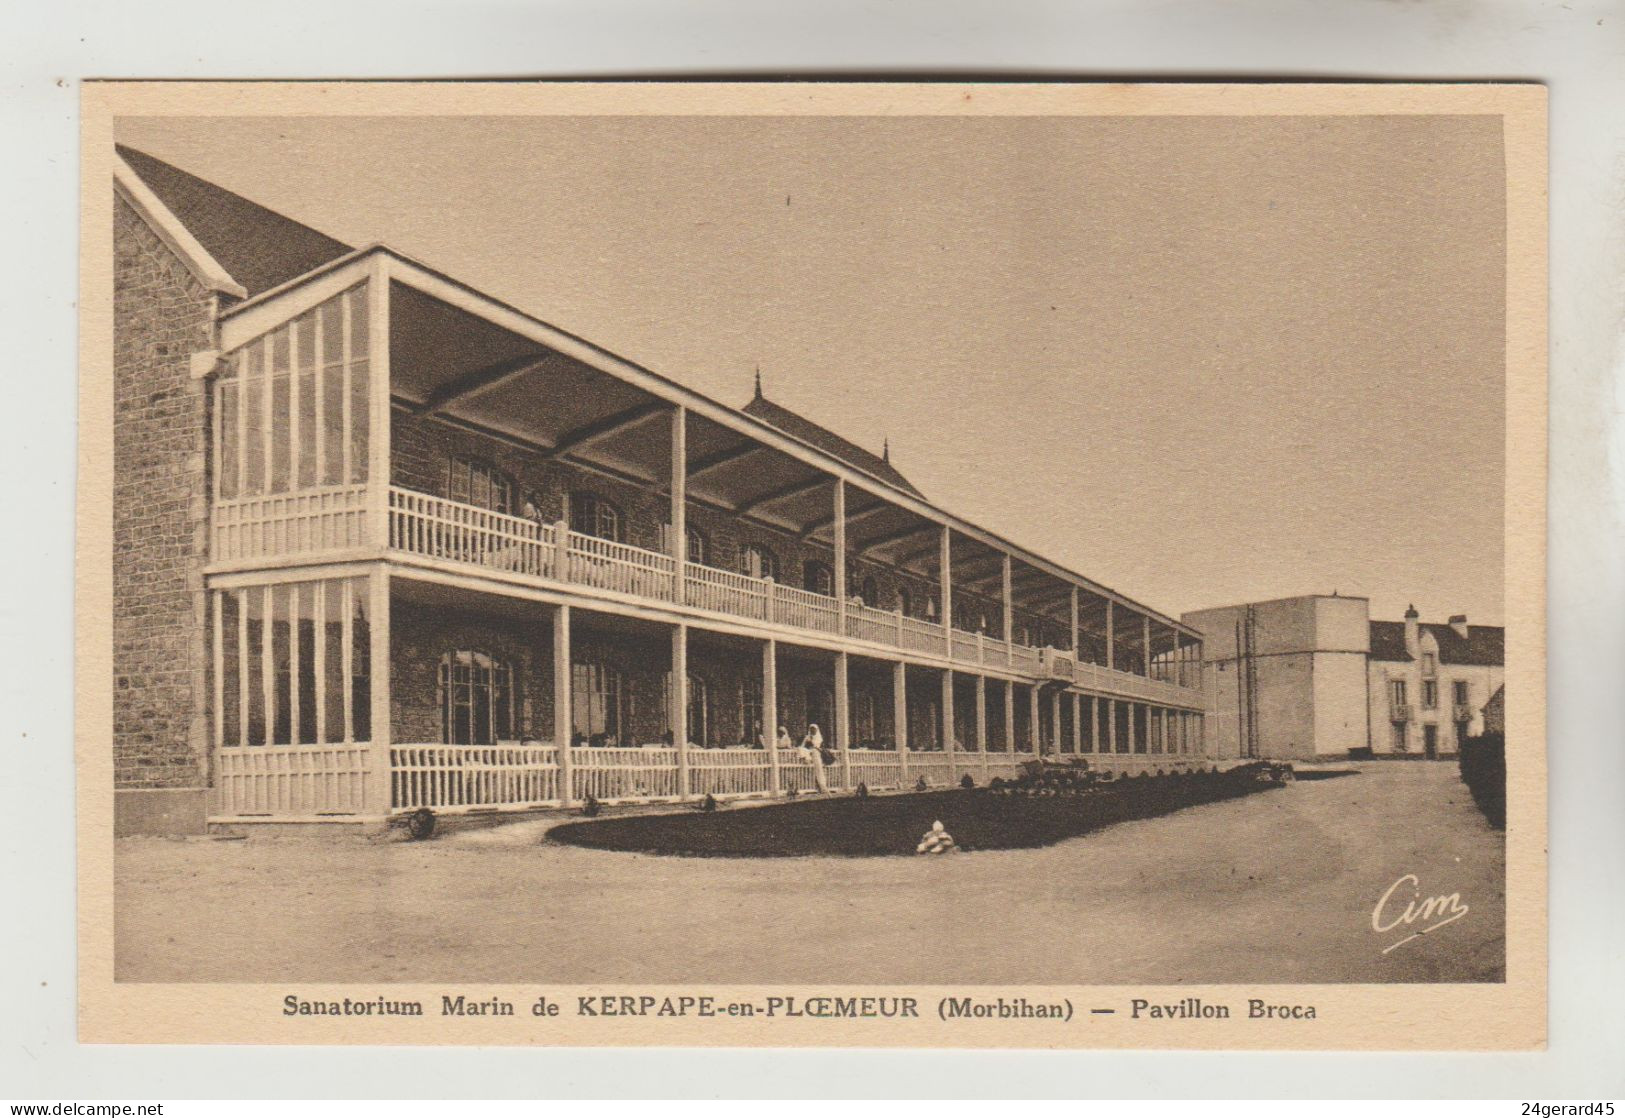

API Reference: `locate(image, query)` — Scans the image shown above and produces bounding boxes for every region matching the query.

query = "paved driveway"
[115,762,1504,984]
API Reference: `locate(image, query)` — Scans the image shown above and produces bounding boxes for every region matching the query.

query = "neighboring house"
[1481,684,1506,736]
[1182,596,1504,761]
[111,147,1211,833]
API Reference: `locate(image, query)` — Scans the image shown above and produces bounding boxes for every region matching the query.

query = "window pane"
[348,284,370,360]
[218,380,239,500]
[270,584,292,745]
[319,301,345,486]
[323,581,346,743]
[349,358,369,484]
[351,578,371,741]
[296,583,317,743]
[220,591,240,747]
[242,341,264,496]
[244,588,265,746]
[270,328,291,493]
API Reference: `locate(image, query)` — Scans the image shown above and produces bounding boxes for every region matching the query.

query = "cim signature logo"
[1372,873,1470,955]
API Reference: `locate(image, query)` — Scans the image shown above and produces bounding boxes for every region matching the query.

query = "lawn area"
[114,762,1504,985]
[549,769,1278,857]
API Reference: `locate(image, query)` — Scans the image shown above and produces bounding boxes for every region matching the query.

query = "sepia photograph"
[76,81,1546,1048]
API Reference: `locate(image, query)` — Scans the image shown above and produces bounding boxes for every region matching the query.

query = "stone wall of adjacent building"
[112,193,215,806]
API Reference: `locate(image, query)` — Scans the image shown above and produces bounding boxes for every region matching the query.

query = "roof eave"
[114,154,248,302]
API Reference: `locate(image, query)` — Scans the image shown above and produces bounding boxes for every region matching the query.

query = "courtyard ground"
[114,762,1505,985]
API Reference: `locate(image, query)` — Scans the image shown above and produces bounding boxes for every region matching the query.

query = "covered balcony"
[204,248,1204,711]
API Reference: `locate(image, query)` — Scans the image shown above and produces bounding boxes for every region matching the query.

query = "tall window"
[1421,652,1437,676]
[570,492,622,542]
[859,576,878,607]
[803,559,834,596]
[1391,722,1408,752]
[216,284,369,500]
[1389,680,1408,707]
[740,544,778,581]
[898,586,913,617]
[1422,680,1438,710]
[854,690,879,745]
[740,678,764,746]
[446,456,513,514]
[1453,680,1469,705]
[438,650,515,745]
[572,661,622,744]
[806,685,834,738]
[661,672,708,745]
[216,576,370,749]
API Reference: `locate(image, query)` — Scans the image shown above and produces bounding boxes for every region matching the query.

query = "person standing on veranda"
[799,723,831,794]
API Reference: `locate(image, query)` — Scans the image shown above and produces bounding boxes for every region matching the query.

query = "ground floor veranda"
[207,563,1209,823]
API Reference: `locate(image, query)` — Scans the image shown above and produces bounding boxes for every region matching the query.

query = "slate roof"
[743,392,924,498]
[118,145,352,299]
[1369,620,1505,666]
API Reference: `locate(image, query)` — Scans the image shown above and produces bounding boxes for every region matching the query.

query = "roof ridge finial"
[882,436,890,463]
[753,365,764,400]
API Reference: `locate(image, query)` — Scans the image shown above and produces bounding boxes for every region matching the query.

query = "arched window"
[571,660,622,744]
[898,586,913,617]
[859,576,878,607]
[740,677,764,747]
[438,650,516,745]
[446,456,513,514]
[663,523,707,564]
[569,491,622,542]
[803,559,834,596]
[740,543,778,581]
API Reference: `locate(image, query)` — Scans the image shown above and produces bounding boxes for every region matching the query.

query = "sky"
[115,112,1507,625]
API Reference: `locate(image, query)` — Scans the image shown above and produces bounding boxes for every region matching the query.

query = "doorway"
[1423,723,1438,760]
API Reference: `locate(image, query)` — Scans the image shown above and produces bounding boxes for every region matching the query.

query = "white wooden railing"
[571,746,683,802]
[383,487,1205,704]
[213,742,371,817]
[389,488,557,577]
[214,484,370,562]
[392,743,559,810]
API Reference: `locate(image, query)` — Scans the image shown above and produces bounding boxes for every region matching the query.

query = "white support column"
[1003,679,1016,753]
[555,605,574,807]
[939,525,952,655]
[1107,697,1117,753]
[1106,602,1116,671]
[1072,691,1083,754]
[672,623,690,799]
[975,674,988,754]
[941,668,956,763]
[670,405,686,602]
[1002,554,1014,665]
[893,660,909,781]
[1129,702,1139,755]
[366,257,392,550]
[1143,614,1153,679]
[1051,689,1063,755]
[1070,586,1080,655]
[763,639,780,795]
[366,564,392,816]
[1028,685,1041,753]
[833,478,847,634]
[835,651,852,790]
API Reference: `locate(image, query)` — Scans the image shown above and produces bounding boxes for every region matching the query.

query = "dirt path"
[115,763,1504,985]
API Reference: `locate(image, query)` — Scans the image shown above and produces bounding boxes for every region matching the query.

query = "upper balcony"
[204,249,1206,708]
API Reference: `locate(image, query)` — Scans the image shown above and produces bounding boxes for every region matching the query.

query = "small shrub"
[1458,732,1505,829]
[960,773,976,789]
[582,795,601,817]
[855,782,869,799]
[915,776,928,792]
[700,793,718,813]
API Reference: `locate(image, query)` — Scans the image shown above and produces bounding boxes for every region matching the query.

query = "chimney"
[1404,604,1420,656]
[1448,613,1469,639]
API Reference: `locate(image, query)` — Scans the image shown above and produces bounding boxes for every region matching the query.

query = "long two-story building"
[110,146,1210,834]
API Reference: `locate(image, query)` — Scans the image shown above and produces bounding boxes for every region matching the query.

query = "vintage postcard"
[77,81,1546,1049]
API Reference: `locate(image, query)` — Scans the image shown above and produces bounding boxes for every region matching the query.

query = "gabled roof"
[117,145,352,299]
[1368,619,1505,666]
[743,389,923,499]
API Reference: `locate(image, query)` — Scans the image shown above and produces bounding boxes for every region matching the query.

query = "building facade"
[111,147,1210,834]
[1182,595,1504,762]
